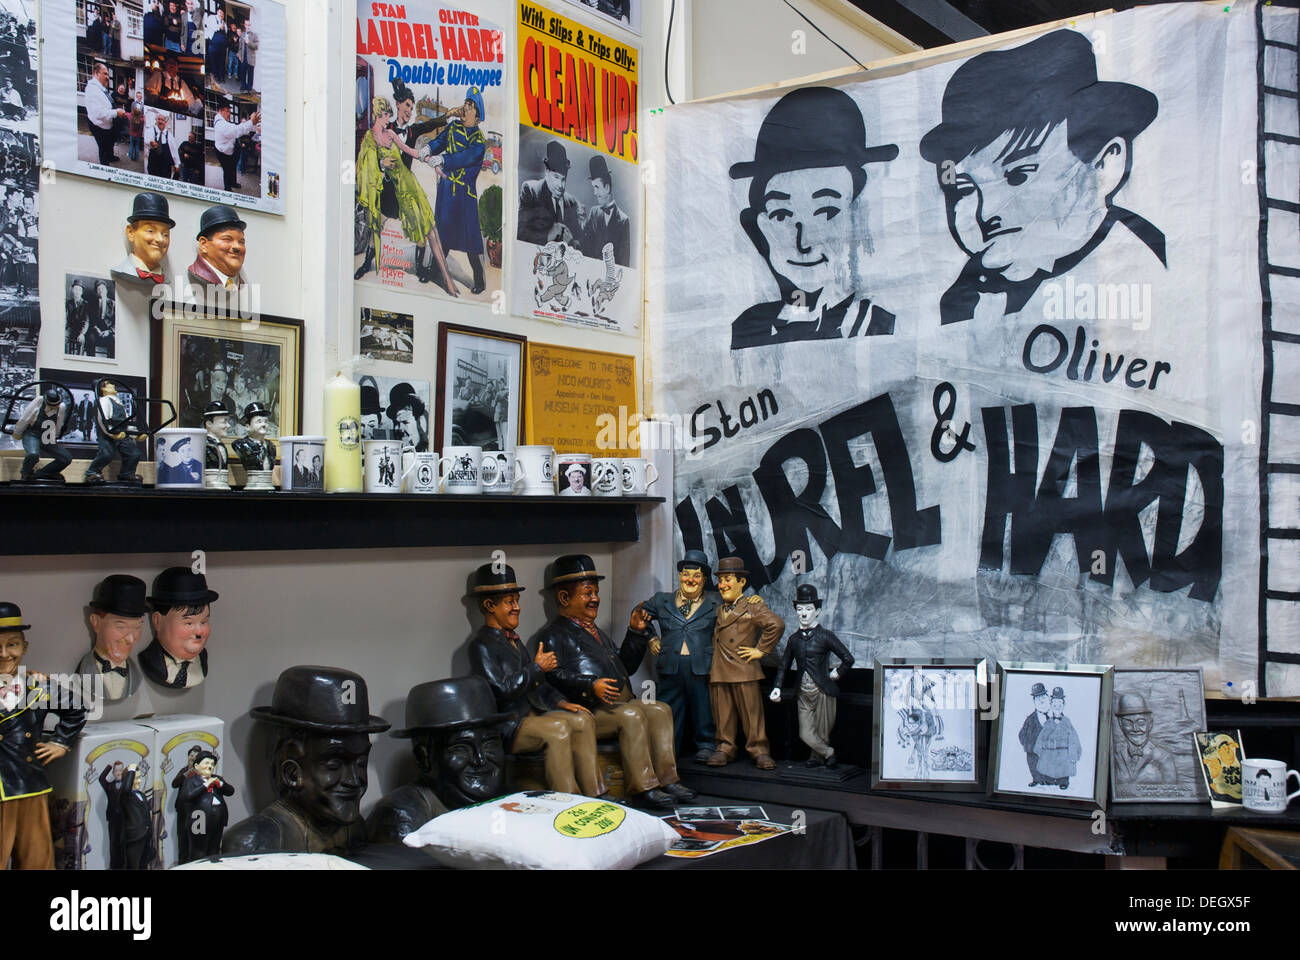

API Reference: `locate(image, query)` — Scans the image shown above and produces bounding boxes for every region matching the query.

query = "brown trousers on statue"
[0,794,54,869]
[511,709,605,797]
[710,681,770,759]
[594,697,679,794]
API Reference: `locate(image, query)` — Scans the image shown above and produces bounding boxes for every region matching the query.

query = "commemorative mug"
[555,452,593,497]
[1241,758,1300,813]
[591,457,623,497]
[154,428,206,490]
[363,438,403,494]
[401,451,446,495]
[620,457,659,495]
[517,445,555,495]
[280,435,327,493]
[442,445,483,494]
[481,449,523,493]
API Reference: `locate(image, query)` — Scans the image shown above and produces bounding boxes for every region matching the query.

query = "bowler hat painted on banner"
[201,401,230,423]
[1115,693,1152,717]
[90,575,149,618]
[543,139,570,173]
[128,191,175,227]
[240,400,272,425]
[588,155,613,185]
[391,676,510,738]
[1030,682,1048,698]
[196,203,247,240]
[676,549,711,574]
[251,665,391,734]
[147,567,219,608]
[467,562,527,599]
[793,583,823,609]
[0,601,31,633]
[728,86,898,182]
[918,30,1157,166]
[547,553,605,589]
[715,556,749,580]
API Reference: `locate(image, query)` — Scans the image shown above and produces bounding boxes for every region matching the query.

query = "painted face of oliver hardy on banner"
[729,86,899,351]
[919,30,1165,327]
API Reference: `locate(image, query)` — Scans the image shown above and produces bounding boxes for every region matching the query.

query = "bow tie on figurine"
[95,654,129,677]
[136,267,164,282]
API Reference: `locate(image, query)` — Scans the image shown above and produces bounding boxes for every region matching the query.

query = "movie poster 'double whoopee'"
[354,0,505,303]
[513,1,640,335]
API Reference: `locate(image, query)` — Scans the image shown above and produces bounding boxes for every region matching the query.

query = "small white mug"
[517,445,554,495]
[555,453,593,497]
[591,457,623,497]
[482,449,523,493]
[442,445,483,494]
[401,451,445,495]
[621,457,659,495]
[1241,758,1300,813]
[364,438,403,494]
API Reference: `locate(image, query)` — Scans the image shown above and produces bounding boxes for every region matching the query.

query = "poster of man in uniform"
[514,1,640,335]
[647,4,1300,695]
[41,0,287,214]
[354,1,504,302]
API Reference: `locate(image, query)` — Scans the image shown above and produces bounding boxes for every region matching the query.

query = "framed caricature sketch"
[989,662,1114,810]
[435,323,525,452]
[1110,668,1208,803]
[872,659,988,792]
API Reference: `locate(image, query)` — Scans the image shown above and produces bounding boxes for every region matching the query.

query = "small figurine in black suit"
[139,568,217,689]
[117,764,155,869]
[770,584,854,767]
[175,750,234,862]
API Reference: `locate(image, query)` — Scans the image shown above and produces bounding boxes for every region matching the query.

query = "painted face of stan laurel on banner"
[646,5,1298,692]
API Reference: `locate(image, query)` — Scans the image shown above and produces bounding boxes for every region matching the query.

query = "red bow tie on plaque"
[136,268,164,283]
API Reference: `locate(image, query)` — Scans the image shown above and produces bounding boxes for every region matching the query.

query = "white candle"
[323,370,362,493]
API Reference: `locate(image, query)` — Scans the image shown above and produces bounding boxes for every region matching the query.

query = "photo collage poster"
[42,0,287,213]
[513,0,640,335]
[647,4,1300,693]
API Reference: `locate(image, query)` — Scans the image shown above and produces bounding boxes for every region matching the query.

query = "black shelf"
[0,487,665,555]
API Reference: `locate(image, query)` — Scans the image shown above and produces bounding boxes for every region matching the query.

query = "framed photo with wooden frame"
[151,308,303,447]
[989,661,1114,810]
[435,323,526,451]
[872,658,989,792]
[1110,668,1208,803]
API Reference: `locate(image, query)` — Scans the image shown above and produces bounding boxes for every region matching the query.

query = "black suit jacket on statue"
[773,625,854,698]
[469,625,565,745]
[538,617,649,712]
[138,642,207,688]
[0,677,86,801]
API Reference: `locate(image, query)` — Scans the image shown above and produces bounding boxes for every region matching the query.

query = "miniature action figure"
[174,750,234,862]
[139,568,217,689]
[367,676,509,842]
[0,602,87,870]
[770,584,854,767]
[202,400,231,489]
[75,574,147,703]
[231,400,276,490]
[538,554,695,811]
[222,666,390,856]
[708,556,783,770]
[84,380,142,486]
[467,563,605,798]
[111,191,173,285]
[187,204,248,291]
[636,550,719,762]
[12,388,71,483]
[102,761,155,869]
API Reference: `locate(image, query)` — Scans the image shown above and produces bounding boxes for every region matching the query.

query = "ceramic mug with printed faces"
[401,450,446,495]
[516,445,554,495]
[363,438,403,494]
[555,453,593,497]
[591,457,622,497]
[1241,758,1300,813]
[620,457,659,495]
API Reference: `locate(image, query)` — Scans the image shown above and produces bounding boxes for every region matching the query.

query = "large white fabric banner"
[648,4,1300,695]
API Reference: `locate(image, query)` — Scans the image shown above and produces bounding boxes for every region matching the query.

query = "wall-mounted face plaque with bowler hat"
[140,568,218,690]
[77,574,149,703]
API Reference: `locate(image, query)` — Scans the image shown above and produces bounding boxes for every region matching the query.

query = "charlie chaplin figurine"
[75,574,147,703]
[223,666,390,856]
[111,192,173,285]
[635,549,720,762]
[84,380,143,486]
[537,554,695,811]
[174,750,234,862]
[708,556,783,770]
[770,584,854,767]
[202,401,231,489]
[12,388,72,484]
[101,762,155,869]
[466,563,605,798]
[367,676,509,843]
[187,204,248,292]
[231,401,276,490]
[0,602,88,869]
[139,568,217,689]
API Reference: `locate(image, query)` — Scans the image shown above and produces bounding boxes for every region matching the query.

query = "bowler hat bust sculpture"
[188,204,248,292]
[202,401,232,489]
[112,192,174,285]
[367,675,510,843]
[139,568,217,689]
[75,574,148,703]
[223,665,390,856]
[231,401,276,490]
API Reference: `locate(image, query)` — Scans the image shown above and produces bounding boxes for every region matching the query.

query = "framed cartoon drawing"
[872,659,988,792]
[434,323,525,452]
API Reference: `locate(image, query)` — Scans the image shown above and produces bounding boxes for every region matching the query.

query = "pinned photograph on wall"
[1110,668,1208,803]
[554,0,639,36]
[1194,729,1246,809]
[872,659,987,792]
[358,307,414,363]
[358,375,431,452]
[435,322,524,451]
[62,273,116,361]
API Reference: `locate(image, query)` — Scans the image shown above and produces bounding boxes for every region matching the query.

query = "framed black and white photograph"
[435,322,524,452]
[38,366,147,456]
[1110,668,1208,803]
[357,374,430,453]
[989,662,1113,809]
[358,307,413,364]
[872,659,987,792]
[152,308,301,442]
[63,272,115,360]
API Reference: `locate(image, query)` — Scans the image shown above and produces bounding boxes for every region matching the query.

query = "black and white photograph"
[872,660,985,791]
[555,455,590,496]
[358,375,430,453]
[175,332,283,439]
[63,272,116,360]
[38,366,147,455]
[717,805,768,821]
[672,806,722,821]
[435,323,524,452]
[1110,668,1208,803]
[990,663,1113,808]
[358,307,413,364]
[556,0,639,36]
